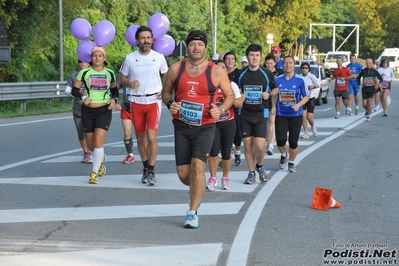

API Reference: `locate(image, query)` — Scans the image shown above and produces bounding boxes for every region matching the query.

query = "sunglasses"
[301,67,309,69]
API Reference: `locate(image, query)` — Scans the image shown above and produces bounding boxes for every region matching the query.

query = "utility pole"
[59,0,64,81]
[209,0,217,55]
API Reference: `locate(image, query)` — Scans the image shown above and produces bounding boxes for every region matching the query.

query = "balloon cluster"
[125,13,175,57]
[70,18,116,63]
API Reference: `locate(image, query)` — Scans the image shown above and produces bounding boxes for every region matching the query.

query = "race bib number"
[179,100,204,126]
[337,79,346,86]
[216,102,229,122]
[364,77,374,86]
[381,81,389,89]
[279,90,296,106]
[350,69,357,75]
[243,85,262,104]
[89,74,108,90]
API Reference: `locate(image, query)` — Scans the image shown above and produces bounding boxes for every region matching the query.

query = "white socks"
[92,147,104,173]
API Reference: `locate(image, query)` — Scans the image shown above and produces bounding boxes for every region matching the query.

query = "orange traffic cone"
[310,187,341,211]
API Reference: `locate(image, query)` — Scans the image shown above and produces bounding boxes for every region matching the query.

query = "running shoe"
[244,171,256,185]
[141,168,149,184]
[123,154,135,164]
[345,109,350,115]
[382,113,388,117]
[266,143,274,155]
[355,107,359,115]
[221,177,230,190]
[234,154,241,166]
[301,132,309,139]
[288,162,296,173]
[147,171,157,186]
[98,154,107,177]
[256,166,268,183]
[366,116,371,122]
[184,210,199,229]
[374,106,381,112]
[335,114,340,119]
[206,177,218,191]
[89,171,98,184]
[311,127,318,137]
[279,153,288,170]
[81,152,93,164]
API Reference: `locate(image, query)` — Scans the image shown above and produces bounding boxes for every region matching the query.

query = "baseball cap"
[241,56,248,63]
[212,54,220,61]
[271,46,281,53]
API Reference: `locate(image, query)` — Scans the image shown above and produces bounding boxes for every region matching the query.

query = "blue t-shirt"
[346,62,363,85]
[275,74,307,117]
[276,58,284,71]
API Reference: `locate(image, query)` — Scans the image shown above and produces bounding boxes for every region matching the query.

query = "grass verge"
[0,98,73,118]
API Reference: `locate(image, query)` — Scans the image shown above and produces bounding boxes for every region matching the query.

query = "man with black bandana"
[234,44,278,185]
[162,30,234,229]
[357,58,383,122]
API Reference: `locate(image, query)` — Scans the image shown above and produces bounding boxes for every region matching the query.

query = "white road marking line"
[0,135,174,172]
[0,202,244,223]
[0,243,222,266]
[0,171,265,193]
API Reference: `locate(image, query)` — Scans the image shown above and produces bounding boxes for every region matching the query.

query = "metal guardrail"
[0,81,67,111]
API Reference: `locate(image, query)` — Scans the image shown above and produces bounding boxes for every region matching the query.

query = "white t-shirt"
[231,81,242,98]
[377,67,394,82]
[299,72,320,99]
[120,50,168,104]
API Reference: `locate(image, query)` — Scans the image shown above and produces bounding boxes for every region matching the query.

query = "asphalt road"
[0,81,398,266]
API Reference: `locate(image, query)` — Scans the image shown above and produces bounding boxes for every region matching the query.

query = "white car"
[294,64,330,105]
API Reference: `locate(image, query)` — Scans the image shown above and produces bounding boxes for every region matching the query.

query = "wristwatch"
[113,97,118,103]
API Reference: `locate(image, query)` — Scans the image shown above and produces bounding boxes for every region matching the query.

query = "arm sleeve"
[71,86,82,98]
[65,85,72,95]
[65,73,77,95]
[110,86,119,99]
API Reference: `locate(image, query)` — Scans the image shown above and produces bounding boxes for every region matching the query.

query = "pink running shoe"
[123,154,135,164]
[206,177,218,191]
[81,152,93,164]
[221,177,230,190]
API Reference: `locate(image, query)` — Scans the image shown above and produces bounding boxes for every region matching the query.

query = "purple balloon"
[93,20,116,46]
[147,13,170,39]
[125,25,140,47]
[153,34,175,57]
[70,18,92,41]
[76,41,96,63]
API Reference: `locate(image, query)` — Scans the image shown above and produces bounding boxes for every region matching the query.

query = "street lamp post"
[266,33,274,53]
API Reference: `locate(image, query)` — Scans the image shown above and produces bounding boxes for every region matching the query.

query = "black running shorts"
[173,119,216,165]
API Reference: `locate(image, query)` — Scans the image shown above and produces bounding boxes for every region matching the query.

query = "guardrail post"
[21,100,26,111]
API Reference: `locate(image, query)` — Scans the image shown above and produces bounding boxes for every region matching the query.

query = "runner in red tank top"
[162,30,234,229]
